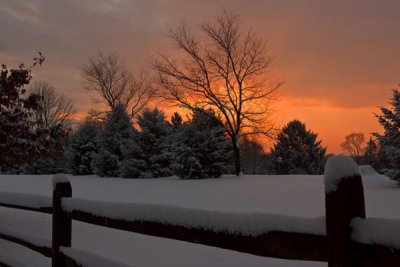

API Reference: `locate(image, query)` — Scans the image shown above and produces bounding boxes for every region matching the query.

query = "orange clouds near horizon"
[73,88,387,155]
[274,95,386,154]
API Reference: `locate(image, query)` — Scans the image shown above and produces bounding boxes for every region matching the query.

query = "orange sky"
[1,0,399,154]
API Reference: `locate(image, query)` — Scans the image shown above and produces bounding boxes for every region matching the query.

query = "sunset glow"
[2,2,400,266]
[1,0,398,153]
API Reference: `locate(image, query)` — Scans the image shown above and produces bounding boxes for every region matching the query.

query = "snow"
[0,172,397,218]
[359,165,379,176]
[0,239,50,266]
[0,192,51,209]
[0,174,327,216]
[52,173,70,189]
[63,197,326,236]
[62,247,131,267]
[0,224,50,248]
[0,251,27,267]
[351,217,400,249]
[0,207,325,267]
[0,171,398,266]
[324,155,360,193]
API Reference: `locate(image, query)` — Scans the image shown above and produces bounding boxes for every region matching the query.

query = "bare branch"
[81,52,153,118]
[28,81,76,129]
[153,11,281,174]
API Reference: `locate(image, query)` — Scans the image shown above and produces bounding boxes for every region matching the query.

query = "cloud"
[1,0,399,152]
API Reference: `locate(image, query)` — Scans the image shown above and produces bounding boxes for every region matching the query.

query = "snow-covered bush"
[91,149,120,177]
[21,159,64,174]
[270,120,326,175]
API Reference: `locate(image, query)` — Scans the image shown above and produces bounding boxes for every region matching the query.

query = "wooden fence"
[0,158,399,266]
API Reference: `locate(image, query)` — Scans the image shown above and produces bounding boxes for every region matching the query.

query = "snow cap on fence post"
[324,155,366,267]
[52,174,70,189]
[52,174,72,267]
[324,155,360,193]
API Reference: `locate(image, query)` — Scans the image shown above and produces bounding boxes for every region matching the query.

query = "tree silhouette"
[154,11,281,175]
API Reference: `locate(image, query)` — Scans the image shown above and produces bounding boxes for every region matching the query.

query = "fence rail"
[0,228,51,257]
[0,156,399,267]
[68,209,328,261]
[0,192,52,214]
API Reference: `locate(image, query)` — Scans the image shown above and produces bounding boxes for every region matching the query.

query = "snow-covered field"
[0,169,397,266]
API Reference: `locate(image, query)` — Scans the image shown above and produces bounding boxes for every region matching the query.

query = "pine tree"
[132,108,173,178]
[363,137,379,168]
[270,120,326,174]
[65,120,101,175]
[171,112,183,128]
[0,56,47,172]
[171,109,230,179]
[21,123,72,174]
[91,149,120,177]
[374,88,400,182]
[92,104,138,177]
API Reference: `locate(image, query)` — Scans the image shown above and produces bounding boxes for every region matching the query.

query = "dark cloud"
[1,0,399,115]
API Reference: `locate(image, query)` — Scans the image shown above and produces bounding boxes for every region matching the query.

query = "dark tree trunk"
[232,138,241,176]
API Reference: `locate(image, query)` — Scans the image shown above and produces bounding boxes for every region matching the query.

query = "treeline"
[2,57,396,179]
[66,105,230,179]
[0,60,327,178]
[53,110,328,177]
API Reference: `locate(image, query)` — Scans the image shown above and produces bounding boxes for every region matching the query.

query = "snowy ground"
[0,170,397,266]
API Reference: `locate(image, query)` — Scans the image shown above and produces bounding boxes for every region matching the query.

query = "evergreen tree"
[132,108,173,178]
[92,104,138,177]
[171,112,183,128]
[22,123,72,174]
[363,137,379,169]
[171,109,230,179]
[0,55,47,172]
[91,149,120,177]
[374,88,400,183]
[270,120,326,174]
[65,120,101,175]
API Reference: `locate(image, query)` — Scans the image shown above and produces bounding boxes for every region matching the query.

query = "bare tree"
[29,81,76,129]
[81,52,153,118]
[340,132,366,164]
[153,12,281,175]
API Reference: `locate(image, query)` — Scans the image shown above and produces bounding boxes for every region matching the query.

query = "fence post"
[52,174,72,267]
[324,155,365,267]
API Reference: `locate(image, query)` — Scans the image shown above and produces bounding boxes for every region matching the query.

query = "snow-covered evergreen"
[0,63,47,172]
[22,124,71,174]
[65,120,101,175]
[171,109,230,179]
[92,104,138,178]
[362,137,384,171]
[270,120,326,175]
[374,89,400,183]
[127,108,172,178]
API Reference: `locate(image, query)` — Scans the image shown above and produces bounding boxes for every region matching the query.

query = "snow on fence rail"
[0,156,400,267]
[61,247,132,267]
[0,192,52,213]
[62,198,326,236]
